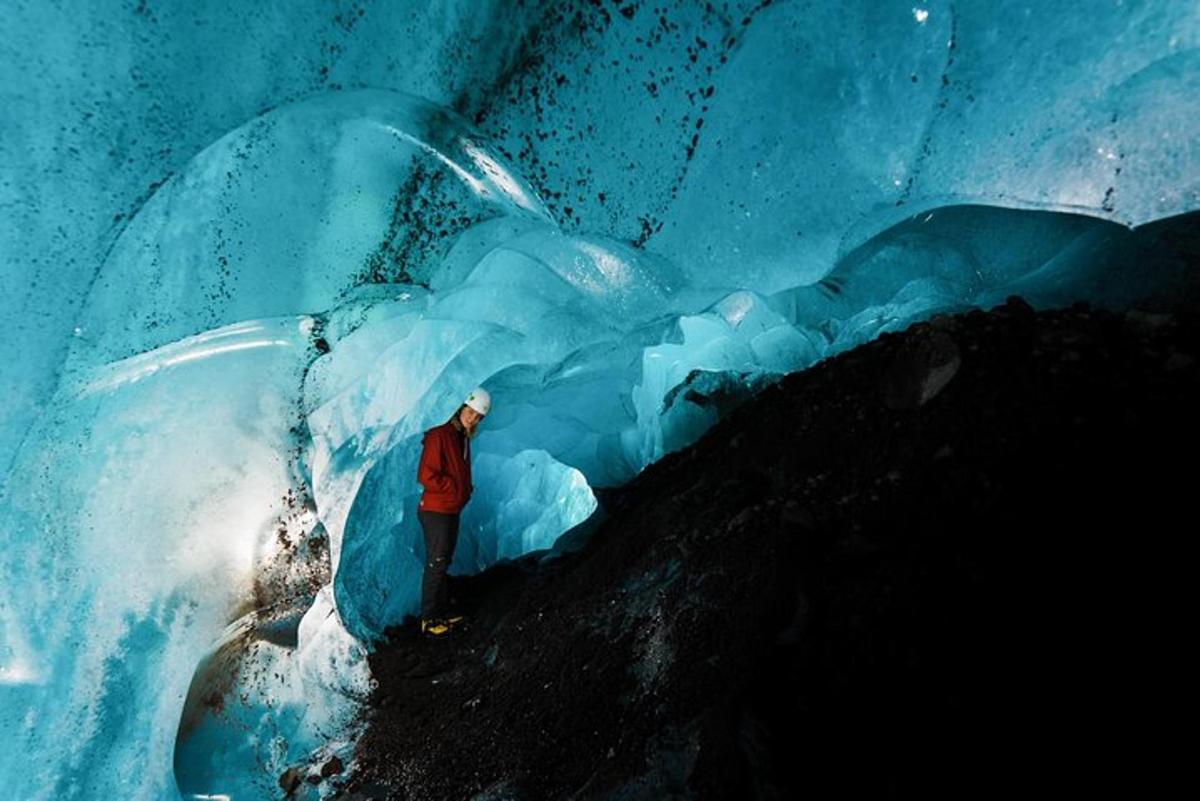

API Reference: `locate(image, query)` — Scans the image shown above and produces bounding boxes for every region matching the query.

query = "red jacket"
[417,420,473,514]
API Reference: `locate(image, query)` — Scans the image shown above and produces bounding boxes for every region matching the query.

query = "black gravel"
[330,295,1197,801]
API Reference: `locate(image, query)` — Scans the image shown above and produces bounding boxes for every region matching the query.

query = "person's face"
[459,406,484,432]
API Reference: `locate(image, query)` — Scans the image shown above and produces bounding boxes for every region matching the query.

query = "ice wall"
[0,316,317,798]
[0,89,564,800]
[2,1,1198,799]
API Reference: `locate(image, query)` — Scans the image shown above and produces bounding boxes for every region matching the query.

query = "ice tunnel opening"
[331,437,599,643]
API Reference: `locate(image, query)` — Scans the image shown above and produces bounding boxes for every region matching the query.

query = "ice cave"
[1,1,1197,798]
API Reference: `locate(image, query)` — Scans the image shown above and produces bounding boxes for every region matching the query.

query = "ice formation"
[1,2,1197,799]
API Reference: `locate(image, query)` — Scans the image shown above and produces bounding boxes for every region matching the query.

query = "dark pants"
[418,509,460,620]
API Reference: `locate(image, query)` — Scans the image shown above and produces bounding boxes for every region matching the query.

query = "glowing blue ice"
[2,2,1197,799]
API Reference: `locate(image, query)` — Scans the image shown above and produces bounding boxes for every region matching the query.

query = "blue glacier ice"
[1,1,1198,799]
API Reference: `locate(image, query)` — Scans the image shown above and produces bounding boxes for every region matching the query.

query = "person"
[415,387,491,637]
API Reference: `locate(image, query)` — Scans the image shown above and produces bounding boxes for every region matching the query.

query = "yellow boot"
[421,618,451,637]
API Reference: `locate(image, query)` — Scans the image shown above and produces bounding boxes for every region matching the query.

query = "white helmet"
[464,386,491,416]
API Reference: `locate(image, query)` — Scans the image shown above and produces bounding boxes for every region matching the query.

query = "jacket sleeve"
[417,431,455,493]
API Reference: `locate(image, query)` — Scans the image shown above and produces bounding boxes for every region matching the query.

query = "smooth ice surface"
[0,316,316,799]
[175,586,370,800]
[3,2,1198,799]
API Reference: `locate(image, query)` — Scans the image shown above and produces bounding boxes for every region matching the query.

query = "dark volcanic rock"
[879,323,962,409]
[340,297,1198,801]
[279,767,303,795]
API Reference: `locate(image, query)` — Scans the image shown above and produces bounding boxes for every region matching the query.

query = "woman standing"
[415,387,490,637]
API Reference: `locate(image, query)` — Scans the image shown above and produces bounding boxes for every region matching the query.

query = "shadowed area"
[348,295,1196,800]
